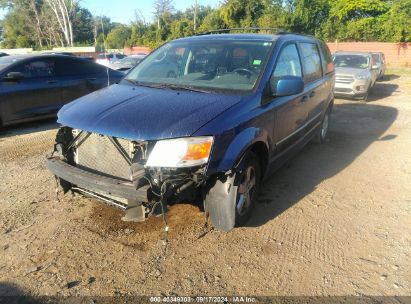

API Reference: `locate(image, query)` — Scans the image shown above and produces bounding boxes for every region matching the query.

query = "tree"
[170,18,194,39]
[2,0,411,50]
[381,0,411,42]
[73,7,93,45]
[290,0,331,36]
[105,25,131,49]
[1,7,36,47]
[44,0,79,46]
[198,9,224,31]
[153,0,174,30]
[220,0,266,28]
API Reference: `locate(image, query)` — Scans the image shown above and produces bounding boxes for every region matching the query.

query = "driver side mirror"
[3,72,25,82]
[270,75,304,97]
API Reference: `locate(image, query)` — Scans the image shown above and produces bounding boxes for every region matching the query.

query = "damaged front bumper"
[47,126,240,231]
[47,158,150,204]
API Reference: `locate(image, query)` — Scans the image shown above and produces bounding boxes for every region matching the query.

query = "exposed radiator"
[73,131,133,181]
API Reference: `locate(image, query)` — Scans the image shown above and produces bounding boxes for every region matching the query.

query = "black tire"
[234,152,261,227]
[360,92,369,102]
[313,106,330,144]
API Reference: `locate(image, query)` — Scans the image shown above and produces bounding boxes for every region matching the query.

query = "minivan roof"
[174,32,317,43]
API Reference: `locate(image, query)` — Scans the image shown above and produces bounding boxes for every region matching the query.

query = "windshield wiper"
[125,79,158,88]
[125,79,211,94]
[159,84,211,94]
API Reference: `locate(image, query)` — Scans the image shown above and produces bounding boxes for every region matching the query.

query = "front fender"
[212,127,269,174]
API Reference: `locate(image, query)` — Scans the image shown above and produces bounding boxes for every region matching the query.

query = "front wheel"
[360,91,369,102]
[235,152,261,226]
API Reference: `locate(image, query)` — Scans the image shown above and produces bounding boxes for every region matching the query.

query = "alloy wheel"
[236,166,256,216]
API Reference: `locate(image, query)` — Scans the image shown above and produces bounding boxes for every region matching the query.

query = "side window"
[299,42,322,83]
[11,59,55,79]
[56,58,103,76]
[372,54,380,64]
[319,41,334,74]
[272,43,302,80]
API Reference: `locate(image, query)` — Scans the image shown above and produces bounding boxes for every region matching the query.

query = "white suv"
[95,53,126,67]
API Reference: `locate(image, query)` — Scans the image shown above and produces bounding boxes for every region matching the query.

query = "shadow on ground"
[0,118,58,139]
[0,282,39,303]
[248,102,397,227]
[379,74,400,81]
[368,81,400,102]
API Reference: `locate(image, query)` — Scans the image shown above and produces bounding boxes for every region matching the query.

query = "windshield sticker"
[253,59,262,65]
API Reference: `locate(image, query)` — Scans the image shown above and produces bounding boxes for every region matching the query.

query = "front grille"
[335,88,352,93]
[74,132,133,181]
[336,75,354,84]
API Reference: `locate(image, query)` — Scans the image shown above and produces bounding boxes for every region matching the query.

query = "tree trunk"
[29,0,43,48]
[45,0,76,46]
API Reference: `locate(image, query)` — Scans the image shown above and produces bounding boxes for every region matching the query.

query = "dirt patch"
[0,76,410,297]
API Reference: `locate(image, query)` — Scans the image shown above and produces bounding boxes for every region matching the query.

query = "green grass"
[385,67,411,77]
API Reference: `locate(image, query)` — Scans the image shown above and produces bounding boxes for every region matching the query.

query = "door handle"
[309,91,316,98]
[87,78,97,81]
[47,80,58,84]
[301,95,309,102]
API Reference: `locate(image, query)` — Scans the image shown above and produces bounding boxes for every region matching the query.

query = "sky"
[0,0,222,24]
[83,0,221,24]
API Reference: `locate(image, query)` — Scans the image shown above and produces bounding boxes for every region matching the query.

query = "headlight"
[145,136,213,168]
[356,73,370,80]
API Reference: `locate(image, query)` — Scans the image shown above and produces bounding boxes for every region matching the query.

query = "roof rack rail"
[196,27,287,36]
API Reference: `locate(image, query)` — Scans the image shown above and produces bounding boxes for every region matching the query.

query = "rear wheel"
[235,152,261,226]
[313,107,330,144]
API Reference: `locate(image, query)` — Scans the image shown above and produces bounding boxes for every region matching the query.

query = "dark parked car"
[0,52,9,57]
[47,30,335,231]
[0,55,123,127]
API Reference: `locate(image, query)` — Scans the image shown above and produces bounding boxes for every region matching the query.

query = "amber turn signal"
[183,140,213,161]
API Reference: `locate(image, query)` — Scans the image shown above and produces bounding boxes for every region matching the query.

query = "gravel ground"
[0,74,410,297]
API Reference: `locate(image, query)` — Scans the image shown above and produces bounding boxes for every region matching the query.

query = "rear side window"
[299,42,322,83]
[319,41,334,74]
[56,58,103,76]
[272,43,302,79]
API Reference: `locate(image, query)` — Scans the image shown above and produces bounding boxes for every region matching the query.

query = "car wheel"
[314,107,330,144]
[359,84,371,102]
[235,152,261,226]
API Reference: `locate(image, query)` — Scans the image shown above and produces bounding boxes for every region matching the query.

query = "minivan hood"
[335,67,368,75]
[58,83,243,141]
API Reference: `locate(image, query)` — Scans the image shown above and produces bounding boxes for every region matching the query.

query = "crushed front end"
[47,126,209,222]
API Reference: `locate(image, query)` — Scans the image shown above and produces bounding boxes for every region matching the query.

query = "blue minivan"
[47,30,335,231]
